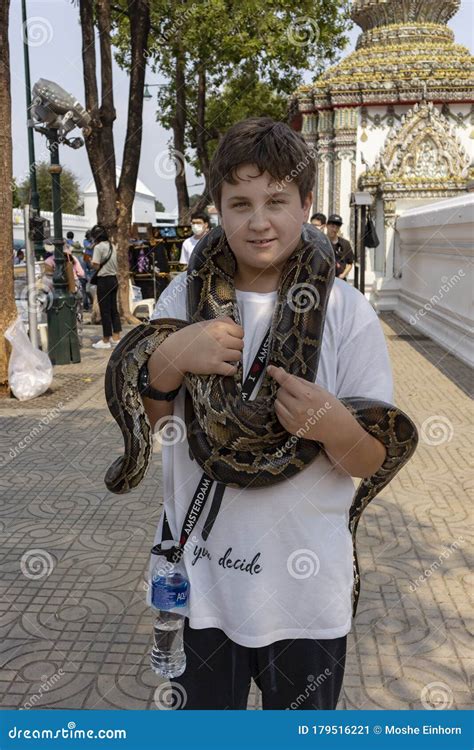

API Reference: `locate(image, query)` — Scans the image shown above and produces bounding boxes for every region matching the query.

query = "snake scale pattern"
[104,225,418,615]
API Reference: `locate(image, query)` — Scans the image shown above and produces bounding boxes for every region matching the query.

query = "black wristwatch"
[138,363,181,401]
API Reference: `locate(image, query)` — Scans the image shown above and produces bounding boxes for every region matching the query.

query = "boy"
[143,118,393,710]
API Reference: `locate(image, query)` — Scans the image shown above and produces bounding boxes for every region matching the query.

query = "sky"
[9,0,474,213]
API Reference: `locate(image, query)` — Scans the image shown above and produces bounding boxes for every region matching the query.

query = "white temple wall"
[394,194,473,367]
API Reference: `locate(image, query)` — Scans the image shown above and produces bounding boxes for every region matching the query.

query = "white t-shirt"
[179,235,199,265]
[148,274,393,647]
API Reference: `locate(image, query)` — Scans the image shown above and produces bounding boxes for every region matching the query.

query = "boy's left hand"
[267,365,348,444]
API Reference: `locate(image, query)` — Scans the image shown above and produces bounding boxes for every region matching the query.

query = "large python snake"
[104,224,418,615]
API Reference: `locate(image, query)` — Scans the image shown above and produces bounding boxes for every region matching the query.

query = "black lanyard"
[161,326,271,548]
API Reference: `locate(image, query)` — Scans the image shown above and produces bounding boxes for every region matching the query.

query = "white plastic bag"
[5,317,53,401]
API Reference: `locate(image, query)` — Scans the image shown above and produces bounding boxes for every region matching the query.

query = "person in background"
[179,211,211,266]
[43,240,85,329]
[90,225,122,350]
[310,212,327,232]
[66,231,75,247]
[83,230,93,257]
[326,214,354,281]
[14,249,25,265]
[43,241,85,284]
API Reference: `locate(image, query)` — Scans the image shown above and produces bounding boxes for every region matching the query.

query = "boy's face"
[219,164,312,285]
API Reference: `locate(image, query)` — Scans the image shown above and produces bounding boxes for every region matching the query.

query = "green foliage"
[155,199,166,211]
[11,179,21,209]
[16,162,83,215]
[112,0,351,191]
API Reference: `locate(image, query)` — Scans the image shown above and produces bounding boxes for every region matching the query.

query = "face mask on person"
[191,223,205,236]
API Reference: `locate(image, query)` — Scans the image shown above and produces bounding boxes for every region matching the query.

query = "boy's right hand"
[163,317,244,377]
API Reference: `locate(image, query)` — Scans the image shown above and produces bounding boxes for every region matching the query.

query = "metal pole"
[360,206,366,296]
[46,130,81,365]
[21,0,44,259]
[353,207,359,291]
[24,204,39,349]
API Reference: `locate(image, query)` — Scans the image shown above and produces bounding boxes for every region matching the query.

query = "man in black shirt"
[326,214,354,281]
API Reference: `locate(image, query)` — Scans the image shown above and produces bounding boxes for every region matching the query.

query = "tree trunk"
[117,0,150,323]
[172,42,190,224]
[80,0,117,233]
[193,66,212,215]
[0,0,17,395]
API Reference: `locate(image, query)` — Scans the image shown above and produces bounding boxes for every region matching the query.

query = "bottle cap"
[150,542,183,564]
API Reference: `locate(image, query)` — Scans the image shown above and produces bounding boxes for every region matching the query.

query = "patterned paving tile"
[0,315,471,711]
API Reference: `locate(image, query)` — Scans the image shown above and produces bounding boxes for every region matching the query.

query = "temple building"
[290,0,473,362]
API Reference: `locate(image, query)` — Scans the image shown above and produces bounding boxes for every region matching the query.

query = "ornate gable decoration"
[361,101,471,196]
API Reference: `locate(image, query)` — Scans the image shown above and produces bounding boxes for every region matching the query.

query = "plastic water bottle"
[149,542,188,678]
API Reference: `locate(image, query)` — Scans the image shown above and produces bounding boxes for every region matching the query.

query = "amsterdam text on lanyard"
[160,327,271,551]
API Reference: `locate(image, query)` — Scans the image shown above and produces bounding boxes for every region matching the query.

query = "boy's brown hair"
[210,117,315,211]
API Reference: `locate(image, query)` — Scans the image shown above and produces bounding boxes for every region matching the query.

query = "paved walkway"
[0,315,471,710]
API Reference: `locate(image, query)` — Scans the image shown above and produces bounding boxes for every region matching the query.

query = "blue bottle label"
[151,573,188,610]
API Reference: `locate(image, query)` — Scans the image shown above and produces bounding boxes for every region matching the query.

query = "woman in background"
[90,225,122,350]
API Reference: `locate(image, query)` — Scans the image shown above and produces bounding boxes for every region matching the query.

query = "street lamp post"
[45,128,81,365]
[30,79,92,365]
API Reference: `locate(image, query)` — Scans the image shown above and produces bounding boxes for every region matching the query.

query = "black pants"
[96,275,121,339]
[171,620,346,710]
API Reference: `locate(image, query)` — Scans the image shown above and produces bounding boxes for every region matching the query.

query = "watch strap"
[138,363,181,401]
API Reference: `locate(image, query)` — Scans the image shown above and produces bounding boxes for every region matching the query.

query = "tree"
[115,0,350,218]
[17,162,83,214]
[154,199,165,212]
[189,193,203,208]
[0,0,17,394]
[79,0,151,322]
